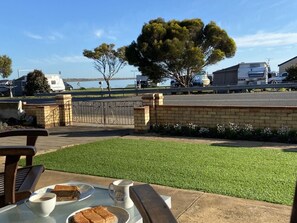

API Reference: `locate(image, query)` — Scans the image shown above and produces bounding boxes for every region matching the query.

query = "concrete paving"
[0,126,294,222]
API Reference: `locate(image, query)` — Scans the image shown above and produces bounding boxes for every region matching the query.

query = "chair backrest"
[129,184,177,223]
[0,129,48,166]
[0,129,48,207]
[290,180,297,223]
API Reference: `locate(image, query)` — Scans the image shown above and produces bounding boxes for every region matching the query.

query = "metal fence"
[38,82,297,97]
[72,100,143,125]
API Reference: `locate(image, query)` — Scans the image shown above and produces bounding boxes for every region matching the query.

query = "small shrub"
[287,130,297,143]
[277,126,290,142]
[216,124,226,135]
[173,124,182,135]
[240,124,254,137]
[225,122,240,139]
[198,127,210,137]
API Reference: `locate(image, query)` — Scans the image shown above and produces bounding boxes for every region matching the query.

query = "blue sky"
[1,0,297,81]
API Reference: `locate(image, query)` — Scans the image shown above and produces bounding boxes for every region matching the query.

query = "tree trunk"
[106,80,111,97]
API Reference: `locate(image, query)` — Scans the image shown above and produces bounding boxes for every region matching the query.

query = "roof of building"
[213,64,239,74]
[278,56,297,66]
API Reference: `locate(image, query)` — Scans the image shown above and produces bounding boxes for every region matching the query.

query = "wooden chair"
[0,129,49,207]
[291,180,297,223]
[129,184,177,223]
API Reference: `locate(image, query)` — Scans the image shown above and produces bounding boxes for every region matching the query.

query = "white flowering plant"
[150,123,297,143]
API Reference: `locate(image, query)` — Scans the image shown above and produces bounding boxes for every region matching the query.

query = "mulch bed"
[0,125,35,132]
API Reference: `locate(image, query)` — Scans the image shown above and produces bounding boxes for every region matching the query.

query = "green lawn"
[29,138,297,205]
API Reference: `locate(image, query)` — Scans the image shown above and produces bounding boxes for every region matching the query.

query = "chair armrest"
[0,129,49,138]
[0,146,36,156]
[129,184,177,223]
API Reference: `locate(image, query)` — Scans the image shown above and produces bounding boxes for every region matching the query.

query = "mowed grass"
[30,138,297,205]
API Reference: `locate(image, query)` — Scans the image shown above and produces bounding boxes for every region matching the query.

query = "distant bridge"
[63,77,135,82]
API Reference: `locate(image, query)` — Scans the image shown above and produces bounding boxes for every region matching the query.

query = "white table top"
[0,181,171,223]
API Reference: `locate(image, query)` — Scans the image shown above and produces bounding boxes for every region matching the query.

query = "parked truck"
[268,72,288,84]
[136,75,159,88]
[213,62,270,86]
[170,71,211,88]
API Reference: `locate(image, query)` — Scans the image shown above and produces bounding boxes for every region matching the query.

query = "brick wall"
[134,93,297,132]
[0,95,72,128]
[23,104,60,128]
[153,105,297,129]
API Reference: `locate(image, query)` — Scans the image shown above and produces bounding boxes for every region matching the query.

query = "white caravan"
[237,62,269,85]
[45,74,65,92]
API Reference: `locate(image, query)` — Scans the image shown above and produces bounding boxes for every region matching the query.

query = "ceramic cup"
[108,179,134,209]
[26,193,56,217]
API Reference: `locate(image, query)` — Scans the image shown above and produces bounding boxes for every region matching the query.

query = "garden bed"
[150,123,297,144]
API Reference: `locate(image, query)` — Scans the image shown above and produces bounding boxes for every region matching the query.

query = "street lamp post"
[17,69,34,78]
[131,70,138,88]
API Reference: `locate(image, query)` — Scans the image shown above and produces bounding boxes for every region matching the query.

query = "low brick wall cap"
[141,93,155,100]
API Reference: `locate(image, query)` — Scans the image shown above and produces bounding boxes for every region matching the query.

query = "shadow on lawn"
[282,148,297,153]
[48,126,132,138]
[211,141,297,151]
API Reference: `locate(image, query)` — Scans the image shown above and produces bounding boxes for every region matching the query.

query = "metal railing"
[36,82,297,97]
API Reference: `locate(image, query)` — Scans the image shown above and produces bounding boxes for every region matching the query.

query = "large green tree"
[83,43,127,92]
[0,55,12,78]
[25,70,50,96]
[126,18,236,87]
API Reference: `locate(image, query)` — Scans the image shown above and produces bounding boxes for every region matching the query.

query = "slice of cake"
[70,206,118,223]
[92,206,117,223]
[51,184,81,201]
[71,212,90,223]
[81,209,105,223]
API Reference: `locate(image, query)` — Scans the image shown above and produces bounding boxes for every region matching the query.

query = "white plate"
[34,183,95,205]
[66,206,130,223]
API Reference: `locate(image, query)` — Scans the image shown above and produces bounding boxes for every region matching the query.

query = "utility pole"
[131,70,138,78]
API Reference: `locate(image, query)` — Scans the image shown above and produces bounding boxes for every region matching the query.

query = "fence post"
[103,102,107,125]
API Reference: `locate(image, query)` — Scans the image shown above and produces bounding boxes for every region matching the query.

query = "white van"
[45,74,65,92]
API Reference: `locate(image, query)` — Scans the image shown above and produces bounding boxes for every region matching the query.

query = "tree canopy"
[83,43,127,92]
[125,18,236,87]
[285,65,297,82]
[25,70,50,96]
[0,55,12,79]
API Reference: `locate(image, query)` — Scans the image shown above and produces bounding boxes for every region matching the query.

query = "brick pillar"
[142,93,155,107]
[35,106,49,128]
[134,106,150,133]
[55,94,72,126]
[133,93,163,133]
[142,93,156,124]
[155,93,164,106]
